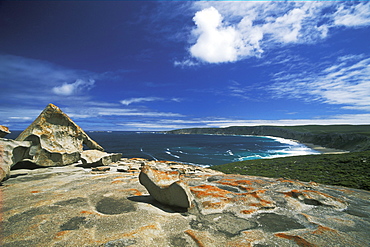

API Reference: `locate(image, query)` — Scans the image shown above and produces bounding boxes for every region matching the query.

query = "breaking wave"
[86,131,320,167]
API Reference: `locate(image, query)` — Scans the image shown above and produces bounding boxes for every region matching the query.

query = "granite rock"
[139,165,194,208]
[80,150,122,167]
[15,103,104,167]
[0,138,31,182]
[1,159,370,246]
[0,125,11,137]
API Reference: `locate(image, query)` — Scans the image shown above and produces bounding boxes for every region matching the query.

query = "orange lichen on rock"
[216,180,255,191]
[240,209,257,214]
[121,224,159,238]
[184,229,217,247]
[111,180,125,184]
[190,184,232,199]
[201,200,227,209]
[119,188,143,196]
[275,233,316,247]
[55,230,71,239]
[312,225,337,235]
[233,190,273,207]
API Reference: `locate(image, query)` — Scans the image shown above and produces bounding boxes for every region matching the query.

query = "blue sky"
[1,1,369,131]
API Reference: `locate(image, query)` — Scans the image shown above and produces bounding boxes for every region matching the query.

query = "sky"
[0,1,370,131]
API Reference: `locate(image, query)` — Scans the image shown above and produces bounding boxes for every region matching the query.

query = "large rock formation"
[139,165,194,208]
[16,103,104,167]
[0,138,31,182]
[0,125,11,137]
[1,159,369,246]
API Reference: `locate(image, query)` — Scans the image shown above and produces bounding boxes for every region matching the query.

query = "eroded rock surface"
[0,138,31,182]
[139,165,194,208]
[15,103,104,167]
[80,150,122,167]
[2,158,369,246]
[0,125,11,137]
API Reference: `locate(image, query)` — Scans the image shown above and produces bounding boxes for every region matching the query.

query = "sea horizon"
[6,130,319,167]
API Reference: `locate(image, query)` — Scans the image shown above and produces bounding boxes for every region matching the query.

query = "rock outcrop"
[1,158,369,246]
[15,103,104,167]
[0,125,11,137]
[139,165,194,208]
[0,138,31,182]
[80,150,122,167]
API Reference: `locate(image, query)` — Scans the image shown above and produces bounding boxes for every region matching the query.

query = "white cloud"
[334,2,370,27]
[120,97,164,106]
[52,79,95,96]
[189,7,262,63]
[96,107,184,118]
[120,97,181,106]
[186,2,370,64]
[268,55,370,111]
[117,113,370,131]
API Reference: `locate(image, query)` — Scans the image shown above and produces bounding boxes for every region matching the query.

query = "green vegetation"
[166,125,370,151]
[280,125,370,136]
[211,151,370,191]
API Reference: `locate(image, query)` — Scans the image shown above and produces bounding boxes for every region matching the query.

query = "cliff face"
[167,126,370,152]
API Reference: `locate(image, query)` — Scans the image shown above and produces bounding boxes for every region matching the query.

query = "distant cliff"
[166,125,370,152]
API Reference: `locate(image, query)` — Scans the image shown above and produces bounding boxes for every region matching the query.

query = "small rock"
[80,150,122,167]
[139,165,193,208]
[91,166,111,172]
[0,125,11,138]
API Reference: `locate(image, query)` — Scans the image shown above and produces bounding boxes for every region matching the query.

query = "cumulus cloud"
[189,7,262,63]
[186,2,370,64]
[52,79,95,96]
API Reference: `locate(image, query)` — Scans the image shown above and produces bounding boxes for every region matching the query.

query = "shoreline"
[302,142,349,154]
[165,132,350,157]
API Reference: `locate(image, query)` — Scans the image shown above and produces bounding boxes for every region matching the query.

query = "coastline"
[302,142,349,154]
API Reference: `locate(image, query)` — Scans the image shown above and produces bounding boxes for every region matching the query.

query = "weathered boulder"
[139,165,193,208]
[15,103,104,167]
[0,125,11,137]
[0,138,31,181]
[80,150,122,167]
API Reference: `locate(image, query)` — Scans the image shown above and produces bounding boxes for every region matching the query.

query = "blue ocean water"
[6,131,319,167]
[86,132,319,166]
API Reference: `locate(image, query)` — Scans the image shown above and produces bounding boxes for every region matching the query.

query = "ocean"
[87,131,319,167]
[6,131,319,167]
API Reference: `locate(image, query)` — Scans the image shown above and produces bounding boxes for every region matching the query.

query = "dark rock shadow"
[127,195,188,213]
[11,161,43,170]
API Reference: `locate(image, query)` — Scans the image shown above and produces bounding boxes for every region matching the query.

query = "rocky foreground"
[1,104,370,246]
[1,158,370,247]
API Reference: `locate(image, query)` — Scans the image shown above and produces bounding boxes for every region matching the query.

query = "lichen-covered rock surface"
[1,158,369,247]
[0,125,11,138]
[139,165,194,208]
[15,103,104,167]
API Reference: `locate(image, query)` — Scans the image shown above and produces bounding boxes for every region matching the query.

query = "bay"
[87,131,319,167]
[6,131,319,167]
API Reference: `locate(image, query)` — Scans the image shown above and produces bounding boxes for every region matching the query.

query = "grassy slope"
[280,125,370,136]
[212,151,370,190]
